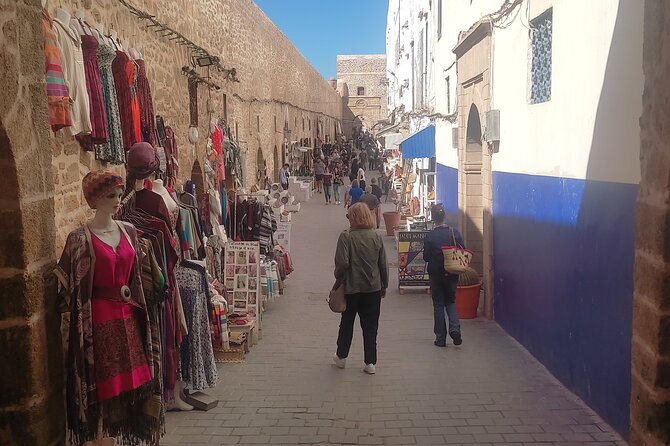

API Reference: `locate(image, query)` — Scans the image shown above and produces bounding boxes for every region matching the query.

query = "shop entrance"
[465,104,484,276]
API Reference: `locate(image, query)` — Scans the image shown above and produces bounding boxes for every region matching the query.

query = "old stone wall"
[337,54,387,134]
[630,1,670,445]
[0,0,64,444]
[50,0,343,253]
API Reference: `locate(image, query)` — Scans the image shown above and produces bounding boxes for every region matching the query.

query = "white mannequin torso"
[55,8,71,26]
[70,15,84,37]
[88,211,121,251]
[153,179,178,214]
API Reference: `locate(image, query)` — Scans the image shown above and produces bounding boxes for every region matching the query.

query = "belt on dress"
[93,285,132,302]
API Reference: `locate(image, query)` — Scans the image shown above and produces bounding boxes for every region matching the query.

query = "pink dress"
[90,231,152,401]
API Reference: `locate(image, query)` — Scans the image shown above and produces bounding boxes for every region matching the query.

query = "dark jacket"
[423,226,466,276]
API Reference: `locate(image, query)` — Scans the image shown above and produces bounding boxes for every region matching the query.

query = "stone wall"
[0,0,64,444]
[630,1,670,444]
[337,54,387,134]
[50,0,343,253]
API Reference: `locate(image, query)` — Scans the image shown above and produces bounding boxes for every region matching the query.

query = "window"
[302,118,305,131]
[530,9,552,104]
[357,86,365,96]
[437,0,442,40]
[446,76,451,113]
[235,122,239,141]
[309,120,311,131]
[256,115,260,132]
[274,116,277,132]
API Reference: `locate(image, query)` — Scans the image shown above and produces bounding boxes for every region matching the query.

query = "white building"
[392,0,644,438]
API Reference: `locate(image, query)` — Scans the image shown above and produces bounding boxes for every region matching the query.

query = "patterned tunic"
[41,10,71,132]
[95,41,125,164]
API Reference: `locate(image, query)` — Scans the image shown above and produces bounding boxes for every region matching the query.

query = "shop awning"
[400,125,435,159]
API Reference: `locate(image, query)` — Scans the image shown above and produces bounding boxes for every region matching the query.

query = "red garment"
[112,51,141,151]
[90,232,152,401]
[79,35,107,147]
[210,125,226,182]
[135,60,156,146]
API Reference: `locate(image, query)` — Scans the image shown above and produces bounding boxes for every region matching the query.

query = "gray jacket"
[334,229,389,295]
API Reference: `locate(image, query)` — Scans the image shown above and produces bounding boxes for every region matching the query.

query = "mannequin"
[56,171,158,445]
[70,10,85,37]
[93,22,105,41]
[153,178,178,214]
[130,47,142,60]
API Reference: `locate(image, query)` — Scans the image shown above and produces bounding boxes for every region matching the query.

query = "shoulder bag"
[441,227,474,275]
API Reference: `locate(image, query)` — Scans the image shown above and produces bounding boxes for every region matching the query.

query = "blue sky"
[253,0,388,80]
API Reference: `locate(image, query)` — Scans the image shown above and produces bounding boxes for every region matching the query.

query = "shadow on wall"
[493,1,641,438]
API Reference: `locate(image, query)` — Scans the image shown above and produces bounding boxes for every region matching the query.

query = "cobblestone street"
[162,195,626,446]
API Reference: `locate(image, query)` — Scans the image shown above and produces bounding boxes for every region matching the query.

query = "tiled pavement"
[162,191,627,446]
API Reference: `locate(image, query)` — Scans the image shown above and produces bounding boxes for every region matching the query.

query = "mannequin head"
[82,171,125,211]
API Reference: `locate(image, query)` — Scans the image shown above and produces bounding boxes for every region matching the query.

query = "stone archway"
[464,104,484,276]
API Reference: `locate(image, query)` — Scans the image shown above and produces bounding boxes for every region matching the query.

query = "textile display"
[41,9,72,132]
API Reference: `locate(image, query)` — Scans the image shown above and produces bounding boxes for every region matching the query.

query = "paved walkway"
[162,190,626,446]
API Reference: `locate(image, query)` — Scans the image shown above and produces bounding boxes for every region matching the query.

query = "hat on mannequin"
[126,142,160,181]
[82,171,124,209]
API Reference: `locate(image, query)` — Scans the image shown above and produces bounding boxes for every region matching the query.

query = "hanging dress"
[80,34,108,145]
[113,51,141,152]
[96,40,125,164]
[135,59,156,146]
[52,17,92,137]
[40,9,71,132]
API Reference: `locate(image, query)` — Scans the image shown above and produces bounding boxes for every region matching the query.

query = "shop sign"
[397,231,429,287]
[224,241,261,316]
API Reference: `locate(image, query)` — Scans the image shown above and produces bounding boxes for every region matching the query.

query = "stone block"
[635,201,670,260]
[20,198,55,265]
[0,264,55,320]
[0,322,40,405]
[630,381,670,446]
[16,4,43,77]
[0,388,65,446]
[0,208,24,269]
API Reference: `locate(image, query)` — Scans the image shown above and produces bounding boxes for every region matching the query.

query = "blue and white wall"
[489,0,643,437]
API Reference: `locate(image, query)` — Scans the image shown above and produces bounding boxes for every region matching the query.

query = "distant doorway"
[465,104,484,275]
[273,145,280,182]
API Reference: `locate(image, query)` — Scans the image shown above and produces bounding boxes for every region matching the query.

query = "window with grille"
[357,86,365,96]
[529,9,552,104]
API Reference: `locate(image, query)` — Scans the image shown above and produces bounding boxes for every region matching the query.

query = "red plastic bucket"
[456,283,481,319]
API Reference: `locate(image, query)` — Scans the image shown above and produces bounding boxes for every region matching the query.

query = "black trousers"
[336,291,382,365]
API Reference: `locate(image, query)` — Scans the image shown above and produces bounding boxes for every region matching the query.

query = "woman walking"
[332,165,343,205]
[323,166,333,205]
[422,204,465,347]
[357,165,367,190]
[333,203,389,374]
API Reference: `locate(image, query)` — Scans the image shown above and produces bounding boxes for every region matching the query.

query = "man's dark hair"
[431,204,446,223]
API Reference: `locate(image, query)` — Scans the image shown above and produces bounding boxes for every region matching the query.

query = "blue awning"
[400,125,435,159]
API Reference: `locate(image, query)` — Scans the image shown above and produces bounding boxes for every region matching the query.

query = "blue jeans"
[429,274,461,343]
[333,183,341,202]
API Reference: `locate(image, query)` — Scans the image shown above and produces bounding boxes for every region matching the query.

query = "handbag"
[328,281,346,313]
[441,227,474,274]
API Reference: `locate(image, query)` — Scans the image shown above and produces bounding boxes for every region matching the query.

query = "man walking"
[279,163,290,190]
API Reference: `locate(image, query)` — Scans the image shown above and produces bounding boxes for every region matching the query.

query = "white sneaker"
[363,363,376,374]
[333,355,346,369]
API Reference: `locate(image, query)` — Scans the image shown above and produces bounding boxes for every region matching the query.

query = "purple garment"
[80,35,107,144]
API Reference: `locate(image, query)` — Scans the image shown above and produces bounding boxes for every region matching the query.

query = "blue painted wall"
[436,163,458,226]
[492,171,637,437]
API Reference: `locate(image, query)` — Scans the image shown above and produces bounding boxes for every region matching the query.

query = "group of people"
[332,202,466,374]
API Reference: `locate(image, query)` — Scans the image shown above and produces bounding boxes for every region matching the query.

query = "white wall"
[491,0,643,184]
[433,0,498,169]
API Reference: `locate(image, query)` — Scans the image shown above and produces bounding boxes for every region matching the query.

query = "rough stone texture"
[630,1,670,445]
[0,0,62,445]
[50,0,343,253]
[337,55,387,135]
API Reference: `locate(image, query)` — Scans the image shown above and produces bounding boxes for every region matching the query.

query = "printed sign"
[275,221,291,252]
[397,231,429,287]
[224,241,261,316]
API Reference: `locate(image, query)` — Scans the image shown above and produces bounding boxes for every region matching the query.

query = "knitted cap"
[82,170,124,209]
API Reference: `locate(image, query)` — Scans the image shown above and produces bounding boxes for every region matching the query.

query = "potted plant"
[456,267,481,319]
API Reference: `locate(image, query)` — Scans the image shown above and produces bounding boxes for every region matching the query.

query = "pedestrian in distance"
[370,177,383,200]
[333,203,389,374]
[357,165,367,190]
[422,204,465,347]
[332,165,343,205]
[314,158,325,193]
[279,163,290,190]
[359,186,381,229]
[323,166,333,205]
[348,179,364,207]
[349,158,359,184]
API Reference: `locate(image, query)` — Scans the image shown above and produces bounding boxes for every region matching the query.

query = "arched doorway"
[191,160,205,197]
[256,147,267,185]
[465,104,484,276]
[273,145,280,182]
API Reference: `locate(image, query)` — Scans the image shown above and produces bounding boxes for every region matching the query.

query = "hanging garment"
[175,264,218,391]
[80,34,108,145]
[96,40,125,164]
[112,51,141,151]
[41,9,71,132]
[52,18,92,136]
[55,222,158,445]
[164,126,179,188]
[258,204,278,254]
[209,125,226,182]
[135,59,156,146]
